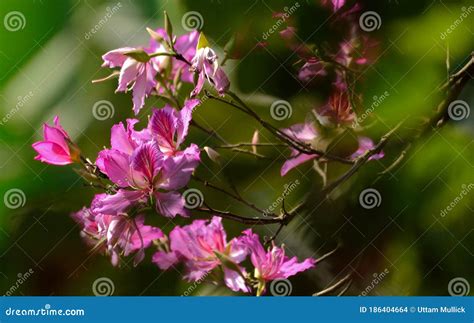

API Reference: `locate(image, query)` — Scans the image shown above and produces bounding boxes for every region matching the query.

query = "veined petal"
[131,142,163,188]
[176,99,200,146]
[154,191,188,218]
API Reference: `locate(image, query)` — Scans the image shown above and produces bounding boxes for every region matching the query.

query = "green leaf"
[124,49,150,63]
[197,32,210,50]
[164,11,173,44]
[146,27,164,43]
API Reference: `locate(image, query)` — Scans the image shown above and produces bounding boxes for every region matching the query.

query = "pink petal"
[149,106,178,153]
[93,190,145,215]
[154,191,188,218]
[43,124,69,153]
[110,122,135,155]
[102,47,136,68]
[96,149,132,187]
[32,142,72,165]
[153,250,179,270]
[159,144,200,190]
[223,267,249,293]
[117,58,139,92]
[176,99,200,146]
[212,68,230,95]
[131,66,148,115]
[280,153,317,176]
[131,142,163,187]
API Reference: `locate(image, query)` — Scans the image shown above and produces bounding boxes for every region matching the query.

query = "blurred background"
[0,0,472,296]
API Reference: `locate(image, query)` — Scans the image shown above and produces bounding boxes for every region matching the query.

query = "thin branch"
[315,244,340,264]
[197,206,283,225]
[192,176,272,216]
[322,120,405,196]
[313,273,352,296]
[207,91,355,165]
[214,142,287,149]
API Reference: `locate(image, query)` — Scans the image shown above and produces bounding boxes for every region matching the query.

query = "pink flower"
[32,116,78,166]
[149,99,199,156]
[315,89,355,127]
[102,47,158,115]
[153,217,249,292]
[279,122,384,176]
[148,28,199,86]
[190,47,230,97]
[97,141,199,217]
[280,122,319,176]
[335,25,376,68]
[350,137,384,160]
[95,113,200,218]
[72,195,163,266]
[237,229,315,295]
[172,30,199,83]
[298,57,327,82]
[321,0,346,12]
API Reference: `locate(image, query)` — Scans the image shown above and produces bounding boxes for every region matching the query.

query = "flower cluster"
[32,6,383,295]
[269,2,383,176]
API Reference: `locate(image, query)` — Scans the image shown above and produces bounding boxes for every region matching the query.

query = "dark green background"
[0,0,472,296]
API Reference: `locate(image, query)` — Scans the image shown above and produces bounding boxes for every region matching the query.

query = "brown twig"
[313,272,352,296]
